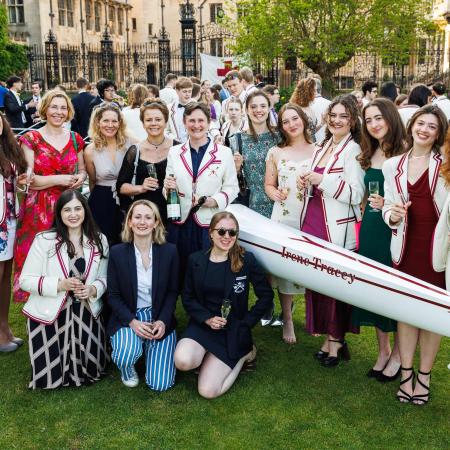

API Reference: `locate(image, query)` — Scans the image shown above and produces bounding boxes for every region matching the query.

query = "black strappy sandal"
[396,367,415,404]
[412,370,431,406]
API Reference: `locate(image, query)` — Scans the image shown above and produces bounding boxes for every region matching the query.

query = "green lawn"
[1,295,449,450]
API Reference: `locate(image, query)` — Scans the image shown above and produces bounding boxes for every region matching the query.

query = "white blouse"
[134,244,152,309]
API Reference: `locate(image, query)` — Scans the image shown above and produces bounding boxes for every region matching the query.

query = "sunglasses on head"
[214,228,237,237]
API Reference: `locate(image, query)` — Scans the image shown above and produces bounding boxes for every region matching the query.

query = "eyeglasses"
[214,228,237,237]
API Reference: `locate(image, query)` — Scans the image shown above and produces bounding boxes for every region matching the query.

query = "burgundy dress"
[395,169,445,289]
[301,166,359,339]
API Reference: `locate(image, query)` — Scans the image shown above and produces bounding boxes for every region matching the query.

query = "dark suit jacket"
[182,250,274,359]
[107,242,179,338]
[4,90,27,129]
[71,91,95,138]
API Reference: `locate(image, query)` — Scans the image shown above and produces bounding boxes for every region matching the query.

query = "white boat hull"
[227,204,450,337]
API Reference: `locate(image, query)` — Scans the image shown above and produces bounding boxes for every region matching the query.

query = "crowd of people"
[0,67,449,404]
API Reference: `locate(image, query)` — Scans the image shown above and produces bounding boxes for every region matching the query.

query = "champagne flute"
[278,175,290,198]
[221,299,232,320]
[298,163,313,198]
[368,181,380,212]
[24,167,33,194]
[146,163,157,179]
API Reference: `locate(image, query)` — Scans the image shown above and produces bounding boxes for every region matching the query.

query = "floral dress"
[13,130,84,303]
[240,131,280,218]
[266,148,309,294]
[0,174,16,261]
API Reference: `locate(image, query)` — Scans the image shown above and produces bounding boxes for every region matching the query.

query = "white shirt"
[160,86,178,105]
[311,95,331,143]
[398,104,420,128]
[11,89,26,125]
[239,84,258,104]
[174,102,188,142]
[123,108,147,141]
[433,95,450,121]
[134,244,152,309]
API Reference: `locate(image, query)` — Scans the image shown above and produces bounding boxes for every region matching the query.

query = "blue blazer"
[182,250,274,359]
[107,242,179,339]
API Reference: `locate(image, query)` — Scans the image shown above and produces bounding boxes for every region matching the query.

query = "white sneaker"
[121,367,139,388]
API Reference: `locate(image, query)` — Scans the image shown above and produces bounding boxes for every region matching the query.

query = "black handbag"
[233,133,250,207]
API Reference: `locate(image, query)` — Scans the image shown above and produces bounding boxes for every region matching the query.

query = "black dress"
[116,142,179,226]
[182,259,239,368]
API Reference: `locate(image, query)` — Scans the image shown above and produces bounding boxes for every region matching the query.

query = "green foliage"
[226,0,436,82]
[0,4,28,80]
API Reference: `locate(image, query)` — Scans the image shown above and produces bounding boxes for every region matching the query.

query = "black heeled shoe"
[376,365,401,383]
[412,370,431,406]
[321,340,350,367]
[396,367,415,404]
[367,367,384,378]
[314,350,329,360]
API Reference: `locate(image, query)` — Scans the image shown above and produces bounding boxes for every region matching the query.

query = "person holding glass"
[0,113,29,352]
[117,99,179,226]
[298,95,365,367]
[107,200,179,391]
[20,190,108,389]
[352,98,407,381]
[14,89,86,303]
[382,105,449,405]
[84,103,134,245]
[174,211,274,399]
[164,102,239,285]
[264,104,315,344]
[218,98,245,148]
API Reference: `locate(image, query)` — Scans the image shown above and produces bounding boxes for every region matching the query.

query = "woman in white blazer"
[164,102,239,286]
[298,95,365,367]
[0,113,28,353]
[382,105,449,405]
[20,189,109,389]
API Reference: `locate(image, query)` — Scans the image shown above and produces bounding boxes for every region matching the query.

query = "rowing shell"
[227,204,450,337]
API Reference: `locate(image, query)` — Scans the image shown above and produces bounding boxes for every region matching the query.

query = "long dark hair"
[324,95,362,144]
[245,91,276,142]
[359,98,407,170]
[209,211,245,273]
[0,114,27,177]
[52,190,105,258]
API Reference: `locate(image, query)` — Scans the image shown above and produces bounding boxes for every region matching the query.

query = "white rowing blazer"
[432,192,450,289]
[20,232,109,324]
[382,150,448,265]
[165,139,239,226]
[300,134,365,250]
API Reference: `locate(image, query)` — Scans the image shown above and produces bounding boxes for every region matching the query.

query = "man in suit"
[24,80,43,128]
[4,76,37,131]
[71,77,94,138]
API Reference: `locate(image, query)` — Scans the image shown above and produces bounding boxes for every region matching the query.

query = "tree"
[225,0,436,83]
[0,4,28,80]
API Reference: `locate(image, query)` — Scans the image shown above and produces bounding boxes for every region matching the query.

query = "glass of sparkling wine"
[24,167,33,194]
[298,163,314,198]
[278,175,289,197]
[221,299,231,320]
[146,163,157,179]
[368,181,380,212]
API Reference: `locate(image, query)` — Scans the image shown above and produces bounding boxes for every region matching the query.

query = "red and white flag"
[200,53,239,84]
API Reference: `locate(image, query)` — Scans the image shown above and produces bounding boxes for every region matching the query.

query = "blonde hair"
[38,89,74,121]
[121,200,166,244]
[88,103,127,150]
[129,84,149,109]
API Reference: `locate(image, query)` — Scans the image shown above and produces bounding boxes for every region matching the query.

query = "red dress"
[13,130,84,303]
[395,169,445,289]
[301,166,359,339]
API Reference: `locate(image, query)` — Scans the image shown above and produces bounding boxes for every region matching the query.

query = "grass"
[1,294,449,450]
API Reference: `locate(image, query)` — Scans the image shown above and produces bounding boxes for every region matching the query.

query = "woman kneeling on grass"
[20,190,109,389]
[107,200,179,391]
[174,211,274,399]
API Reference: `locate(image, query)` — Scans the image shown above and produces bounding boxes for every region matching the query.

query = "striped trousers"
[110,307,177,391]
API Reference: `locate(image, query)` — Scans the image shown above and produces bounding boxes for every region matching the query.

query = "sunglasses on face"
[214,228,237,237]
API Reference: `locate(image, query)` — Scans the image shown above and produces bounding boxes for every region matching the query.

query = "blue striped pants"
[110,308,177,391]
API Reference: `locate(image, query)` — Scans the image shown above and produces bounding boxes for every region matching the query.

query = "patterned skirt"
[27,299,108,389]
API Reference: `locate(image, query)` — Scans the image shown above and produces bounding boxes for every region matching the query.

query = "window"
[132,17,137,31]
[109,6,115,34]
[118,8,124,35]
[148,23,153,36]
[58,0,74,27]
[94,1,101,32]
[7,0,25,24]
[210,38,223,57]
[210,3,223,23]
[85,0,92,31]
